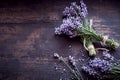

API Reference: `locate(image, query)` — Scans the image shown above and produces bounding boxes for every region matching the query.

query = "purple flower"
[55,1,88,38]
[89,58,112,72]
[79,0,88,18]
[82,57,113,79]
[82,65,100,78]
[55,0,88,37]
[63,2,78,17]
[81,51,120,79]
[63,1,88,18]
[68,55,76,67]
[102,51,114,60]
[55,17,82,38]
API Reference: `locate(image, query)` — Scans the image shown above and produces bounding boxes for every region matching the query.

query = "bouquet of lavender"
[82,51,120,80]
[55,0,119,56]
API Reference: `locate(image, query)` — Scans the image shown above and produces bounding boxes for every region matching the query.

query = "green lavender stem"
[83,28,119,49]
[80,19,96,56]
[78,19,119,49]
[74,65,84,80]
[84,38,96,56]
[60,57,81,80]
[106,66,120,80]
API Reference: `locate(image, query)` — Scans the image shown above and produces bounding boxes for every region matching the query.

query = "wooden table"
[0,0,120,80]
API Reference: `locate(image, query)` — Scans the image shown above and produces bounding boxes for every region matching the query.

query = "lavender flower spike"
[55,0,88,38]
[89,58,112,72]
[63,0,88,19]
[79,0,88,18]
[103,51,114,60]
[68,55,76,67]
[55,17,82,38]
[82,65,100,77]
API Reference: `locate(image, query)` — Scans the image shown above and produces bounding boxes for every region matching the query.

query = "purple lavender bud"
[63,1,88,18]
[89,58,111,72]
[102,51,114,60]
[53,53,60,59]
[79,0,88,18]
[55,1,88,37]
[63,2,77,16]
[71,2,76,6]
[55,17,82,38]
[63,7,70,16]
[68,55,76,67]
[55,27,62,35]
[82,65,100,78]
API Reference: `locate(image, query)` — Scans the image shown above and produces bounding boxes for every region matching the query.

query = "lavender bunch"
[89,58,112,73]
[55,0,119,56]
[82,57,112,79]
[103,52,120,80]
[55,1,88,38]
[82,51,120,79]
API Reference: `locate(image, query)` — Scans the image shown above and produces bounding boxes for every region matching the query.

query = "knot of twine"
[102,35,109,45]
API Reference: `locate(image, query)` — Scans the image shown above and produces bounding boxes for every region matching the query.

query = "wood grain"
[0,0,120,80]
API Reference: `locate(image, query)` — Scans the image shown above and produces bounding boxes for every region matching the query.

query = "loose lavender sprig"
[53,53,83,80]
[82,57,112,79]
[102,51,114,60]
[54,53,60,59]
[68,55,84,80]
[89,58,112,73]
[82,51,120,79]
[82,65,101,79]
[68,55,76,67]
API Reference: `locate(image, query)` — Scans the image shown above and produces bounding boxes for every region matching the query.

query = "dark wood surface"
[0,0,120,80]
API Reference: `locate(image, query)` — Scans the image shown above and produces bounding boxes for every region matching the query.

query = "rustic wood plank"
[0,0,120,80]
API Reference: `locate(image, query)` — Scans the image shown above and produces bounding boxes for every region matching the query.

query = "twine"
[102,35,109,44]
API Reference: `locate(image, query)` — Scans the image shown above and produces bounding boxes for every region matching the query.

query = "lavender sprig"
[68,55,84,80]
[68,55,76,67]
[82,58,111,79]
[82,51,120,79]
[79,0,88,18]
[102,51,114,60]
[82,65,101,79]
[63,1,88,19]
[53,53,83,80]
[55,17,82,38]
[89,58,112,73]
